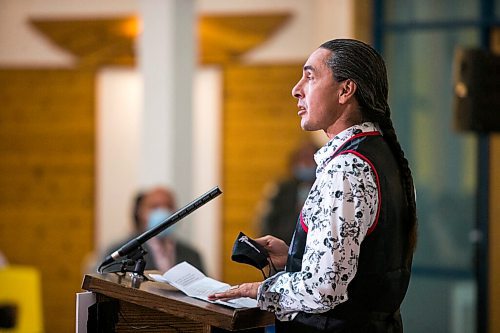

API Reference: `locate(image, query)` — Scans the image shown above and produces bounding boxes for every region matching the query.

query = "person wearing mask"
[259,141,319,244]
[209,39,417,333]
[104,186,205,273]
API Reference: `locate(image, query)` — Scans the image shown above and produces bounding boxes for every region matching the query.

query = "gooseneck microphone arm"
[98,186,222,273]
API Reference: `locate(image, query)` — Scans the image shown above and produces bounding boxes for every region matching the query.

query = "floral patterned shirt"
[257,122,380,321]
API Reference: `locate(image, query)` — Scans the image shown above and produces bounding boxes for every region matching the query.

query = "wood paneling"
[353,0,373,44]
[31,18,136,67]
[0,69,95,332]
[199,13,290,64]
[30,14,291,67]
[490,133,500,333]
[489,29,500,333]
[222,64,309,283]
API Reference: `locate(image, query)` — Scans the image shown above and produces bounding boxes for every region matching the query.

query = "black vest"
[279,132,412,333]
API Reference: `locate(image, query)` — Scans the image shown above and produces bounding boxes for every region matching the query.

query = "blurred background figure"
[103,186,205,273]
[0,251,7,269]
[258,141,319,244]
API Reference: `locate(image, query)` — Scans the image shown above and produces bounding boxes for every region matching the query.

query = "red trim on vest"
[332,131,381,156]
[300,211,308,233]
[340,149,382,236]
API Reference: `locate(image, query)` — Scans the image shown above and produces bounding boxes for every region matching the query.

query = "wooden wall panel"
[0,69,95,333]
[222,64,309,283]
[490,134,500,333]
[489,30,500,333]
[353,0,373,44]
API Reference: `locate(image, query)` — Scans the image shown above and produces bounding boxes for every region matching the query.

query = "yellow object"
[0,266,43,333]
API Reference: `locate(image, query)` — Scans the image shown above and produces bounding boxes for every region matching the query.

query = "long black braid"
[320,39,417,262]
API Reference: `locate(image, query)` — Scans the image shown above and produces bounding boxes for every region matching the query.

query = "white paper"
[76,291,96,333]
[149,261,258,308]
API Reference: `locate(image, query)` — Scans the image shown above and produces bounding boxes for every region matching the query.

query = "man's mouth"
[298,105,306,116]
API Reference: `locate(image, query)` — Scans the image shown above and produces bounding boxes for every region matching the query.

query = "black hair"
[320,39,417,261]
[132,191,146,231]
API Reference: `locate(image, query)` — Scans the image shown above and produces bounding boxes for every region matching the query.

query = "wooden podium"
[81,272,275,332]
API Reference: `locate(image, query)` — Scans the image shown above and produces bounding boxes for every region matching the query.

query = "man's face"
[139,188,175,231]
[292,48,343,133]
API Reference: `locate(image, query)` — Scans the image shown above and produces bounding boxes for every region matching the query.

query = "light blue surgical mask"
[293,166,316,182]
[147,208,176,239]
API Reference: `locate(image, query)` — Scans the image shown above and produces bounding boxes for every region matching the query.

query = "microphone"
[98,186,222,272]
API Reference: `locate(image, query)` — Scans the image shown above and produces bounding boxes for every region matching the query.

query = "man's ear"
[338,79,357,104]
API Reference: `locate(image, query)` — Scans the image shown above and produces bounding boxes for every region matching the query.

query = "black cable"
[98,259,135,274]
[98,261,124,274]
[268,257,278,275]
[260,257,280,279]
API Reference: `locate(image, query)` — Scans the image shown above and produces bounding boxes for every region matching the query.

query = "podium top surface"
[82,272,274,330]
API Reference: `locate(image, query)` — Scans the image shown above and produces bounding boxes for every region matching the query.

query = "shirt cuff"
[257,272,298,321]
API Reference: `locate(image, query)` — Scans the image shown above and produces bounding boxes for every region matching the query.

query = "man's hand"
[208,236,287,302]
[255,235,289,270]
[208,282,262,301]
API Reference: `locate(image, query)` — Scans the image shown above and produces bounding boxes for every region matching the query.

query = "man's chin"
[300,119,308,130]
[301,120,318,132]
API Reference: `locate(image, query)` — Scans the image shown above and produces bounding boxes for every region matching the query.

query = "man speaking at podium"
[209,39,417,333]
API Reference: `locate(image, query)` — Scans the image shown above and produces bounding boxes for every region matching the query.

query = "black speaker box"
[453,48,500,132]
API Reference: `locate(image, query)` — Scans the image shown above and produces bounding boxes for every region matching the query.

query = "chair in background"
[0,266,43,333]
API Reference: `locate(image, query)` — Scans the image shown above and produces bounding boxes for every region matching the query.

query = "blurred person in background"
[0,251,7,268]
[103,186,205,273]
[258,141,318,244]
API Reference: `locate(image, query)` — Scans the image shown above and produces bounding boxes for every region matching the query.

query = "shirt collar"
[314,122,381,171]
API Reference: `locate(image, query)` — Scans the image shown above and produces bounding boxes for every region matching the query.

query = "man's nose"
[292,80,303,99]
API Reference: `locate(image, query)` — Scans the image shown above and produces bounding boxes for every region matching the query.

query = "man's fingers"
[208,285,242,300]
[208,282,260,301]
[255,235,272,247]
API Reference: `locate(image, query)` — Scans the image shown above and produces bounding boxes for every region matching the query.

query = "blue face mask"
[293,166,316,182]
[147,208,176,239]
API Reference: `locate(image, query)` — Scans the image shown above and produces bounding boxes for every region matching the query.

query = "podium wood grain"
[82,272,274,332]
